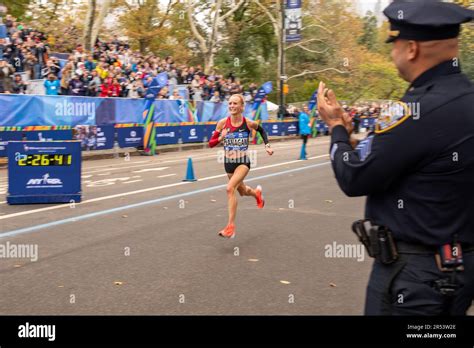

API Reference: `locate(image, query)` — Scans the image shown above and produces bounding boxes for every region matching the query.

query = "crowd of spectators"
[0,14,51,93]
[0,13,261,102]
[53,39,261,102]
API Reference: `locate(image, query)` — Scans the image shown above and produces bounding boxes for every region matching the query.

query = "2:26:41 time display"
[18,154,72,166]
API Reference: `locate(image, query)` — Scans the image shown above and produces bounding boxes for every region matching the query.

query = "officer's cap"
[383,0,474,43]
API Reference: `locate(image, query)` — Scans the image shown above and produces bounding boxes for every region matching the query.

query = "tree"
[90,0,112,50]
[358,11,378,51]
[1,0,31,20]
[186,0,246,73]
[26,0,83,52]
[118,0,180,54]
[83,0,96,51]
[214,0,277,84]
[454,0,474,81]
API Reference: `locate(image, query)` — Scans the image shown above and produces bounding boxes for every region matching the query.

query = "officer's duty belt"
[396,241,474,255]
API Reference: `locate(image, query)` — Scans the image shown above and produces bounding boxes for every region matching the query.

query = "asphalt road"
[0,137,471,315]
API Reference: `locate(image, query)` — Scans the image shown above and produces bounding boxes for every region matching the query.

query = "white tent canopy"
[265,100,279,112]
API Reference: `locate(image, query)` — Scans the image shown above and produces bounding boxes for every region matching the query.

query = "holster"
[352,219,399,264]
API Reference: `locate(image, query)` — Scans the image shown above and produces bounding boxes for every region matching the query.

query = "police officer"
[317,0,474,315]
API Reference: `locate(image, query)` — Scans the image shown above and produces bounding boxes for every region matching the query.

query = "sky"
[354,0,390,15]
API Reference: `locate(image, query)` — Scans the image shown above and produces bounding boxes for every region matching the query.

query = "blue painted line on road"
[0,161,330,239]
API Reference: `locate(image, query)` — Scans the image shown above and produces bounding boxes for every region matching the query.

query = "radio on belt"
[7,141,82,204]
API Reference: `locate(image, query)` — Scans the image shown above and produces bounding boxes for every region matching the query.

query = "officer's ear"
[406,40,420,62]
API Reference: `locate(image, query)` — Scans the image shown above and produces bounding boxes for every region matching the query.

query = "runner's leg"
[226,164,250,226]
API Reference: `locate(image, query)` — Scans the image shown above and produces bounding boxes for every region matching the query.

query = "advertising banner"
[285,0,302,42]
[117,126,143,148]
[155,126,181,145]
[181,124,206,143]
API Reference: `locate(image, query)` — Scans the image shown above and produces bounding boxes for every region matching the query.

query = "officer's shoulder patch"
[375,101,411,134]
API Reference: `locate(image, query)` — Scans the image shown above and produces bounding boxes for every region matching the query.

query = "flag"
[308,89,319,137]
[142,72,168,155]
[251,81,273,144]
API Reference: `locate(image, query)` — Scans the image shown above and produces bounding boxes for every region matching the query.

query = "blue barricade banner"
[192,101,269,122]
[7,141,82,204]
[117,126,143,148]
[181,124,206,143]
[0,95,270,127]
[155,100,189,123]
[0,95,108,126]
[263,122,281,136]
[25,129,72,141]
[74,125,114,150]
[114,98,144,124]
[316,120,329,133]
[281,121,298,135]
[156,126,180,145]
[198,102,228,122]
[95,125,115,150]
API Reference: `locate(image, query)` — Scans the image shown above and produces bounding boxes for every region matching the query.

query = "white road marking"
[86,177,131,187]
[81,154,217,175]
[132,167,169,173]
[157,174,176,178]
[82,160,152,170]
[0,155,329,221]
[122,180,143,184]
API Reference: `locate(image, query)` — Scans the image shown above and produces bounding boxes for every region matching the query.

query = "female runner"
[208,94,274,238]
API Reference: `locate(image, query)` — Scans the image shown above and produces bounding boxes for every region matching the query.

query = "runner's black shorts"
[224,156,251,174]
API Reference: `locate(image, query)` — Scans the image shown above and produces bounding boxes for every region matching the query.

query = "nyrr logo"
[27,174,63,186]
[130,131,137,137]
[190,128,196,136]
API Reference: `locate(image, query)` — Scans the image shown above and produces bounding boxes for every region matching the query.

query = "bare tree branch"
[285,38,328,50]
[301,23,332,33]
[91,0,112,48]
[157,0,176,28]
[186,0,208,53]
[287,43,329,54]
[219,0,246,22]
[253,0,277,26]
[287,68,349,81]
[252,20,271,28]
[208,0,223,57]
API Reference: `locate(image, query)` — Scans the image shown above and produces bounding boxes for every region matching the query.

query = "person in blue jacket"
[44,73,60,95]
[298,105,312,158]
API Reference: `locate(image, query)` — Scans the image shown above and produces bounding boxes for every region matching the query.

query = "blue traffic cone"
[299,143,307,160]
[183,157,197,181]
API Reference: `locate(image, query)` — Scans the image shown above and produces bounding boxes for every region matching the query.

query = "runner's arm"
[209,119,226,148]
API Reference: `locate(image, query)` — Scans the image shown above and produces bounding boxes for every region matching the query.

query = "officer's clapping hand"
[317,81,345,132]
[342,111,354,135]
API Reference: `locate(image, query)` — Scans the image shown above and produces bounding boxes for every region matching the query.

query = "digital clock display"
[17,154,72,166]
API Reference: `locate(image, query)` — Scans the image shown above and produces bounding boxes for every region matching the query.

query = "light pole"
[278,0,286,120]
